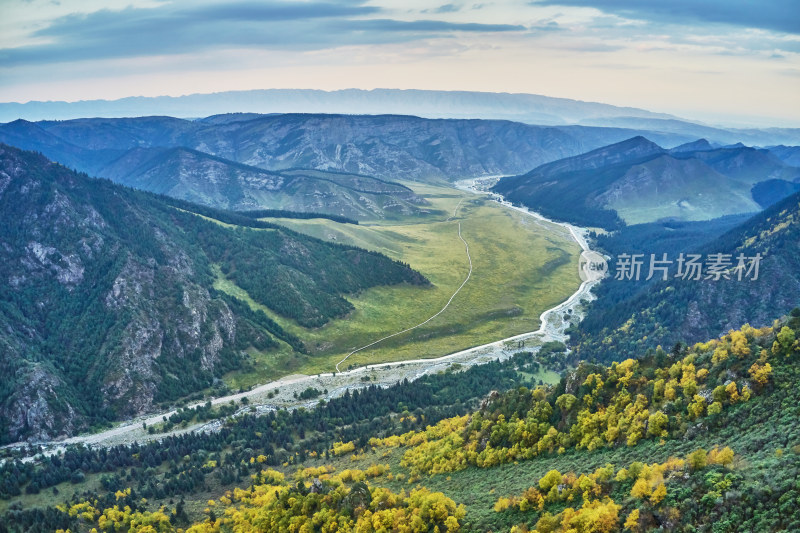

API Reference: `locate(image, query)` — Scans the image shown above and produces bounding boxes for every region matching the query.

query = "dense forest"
[2,310,798,532]
[0,145,427,443]
[0,355,533,530]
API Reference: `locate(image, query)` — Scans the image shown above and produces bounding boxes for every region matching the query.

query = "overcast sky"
[1,0,798,126]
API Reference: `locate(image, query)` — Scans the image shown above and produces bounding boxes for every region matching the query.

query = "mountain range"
[578,115,800,146]
[0,144,427,443]
[4,114,797,226]
[0,113,721,218]
[767,144,800,166]
[0,114,701,182]
[3,89,800,146]
[492,136,800,228]
[0,88,677,125]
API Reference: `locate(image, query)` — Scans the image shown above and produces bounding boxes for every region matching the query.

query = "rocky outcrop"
[4,364,77,442]
[100,255,237,417]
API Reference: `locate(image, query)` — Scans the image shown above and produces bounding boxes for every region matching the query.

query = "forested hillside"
[0,145,426,443]
[492,137,799,228]
[3,311,798,532]
[573,191,800,364]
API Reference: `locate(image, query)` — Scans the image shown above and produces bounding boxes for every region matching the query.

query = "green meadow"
[216,182,582,385]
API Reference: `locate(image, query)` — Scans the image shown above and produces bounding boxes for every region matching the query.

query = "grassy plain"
[216,182,581,384]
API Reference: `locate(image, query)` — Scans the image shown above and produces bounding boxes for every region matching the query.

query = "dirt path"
[336,199,473,371]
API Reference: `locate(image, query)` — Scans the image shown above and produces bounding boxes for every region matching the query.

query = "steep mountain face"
[40,115,194,151]
[573,191,800,363]
[181,114,591,180]
[0,115,697,187]
[0,145,427,443]
[669,138,713,153]
[515,135,665,175]
[492,137,799,228]
[96,146,428,219]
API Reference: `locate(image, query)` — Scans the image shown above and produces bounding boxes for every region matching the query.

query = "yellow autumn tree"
[748,362,773,388]
[624,509,641,532]
[650,483,667,504]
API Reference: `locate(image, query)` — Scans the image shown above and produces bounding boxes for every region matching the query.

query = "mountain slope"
[689,145,799,185]
[95,146,429,219]
[492,137,798,227]
[768,144,800,166]
[751,178,800,208]
[179,114,694,181]
[0,119,116,173]
[573,191,800,363]
[0,144,427,443]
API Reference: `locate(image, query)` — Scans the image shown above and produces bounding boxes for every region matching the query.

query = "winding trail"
[336,200,473,372]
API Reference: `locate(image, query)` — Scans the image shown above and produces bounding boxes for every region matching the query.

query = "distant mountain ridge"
[4,112,797,224]
[0,88,676,125]
[0,114,702,187]
[492,136,800,228]
[3,89,798,146]
[578,115,800,146]
[768,145,800,166]
[669,138,714,153]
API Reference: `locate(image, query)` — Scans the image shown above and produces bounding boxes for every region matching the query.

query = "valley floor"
[217,180,583,387]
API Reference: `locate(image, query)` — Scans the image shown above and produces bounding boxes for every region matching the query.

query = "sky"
[1,0,799,127]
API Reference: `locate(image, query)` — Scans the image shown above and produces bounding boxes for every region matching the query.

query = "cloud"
[0,1,523,67]
[435,4,460,13]
[423,3,460,14]
[346,19,524,33]
[532,0,800,35]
